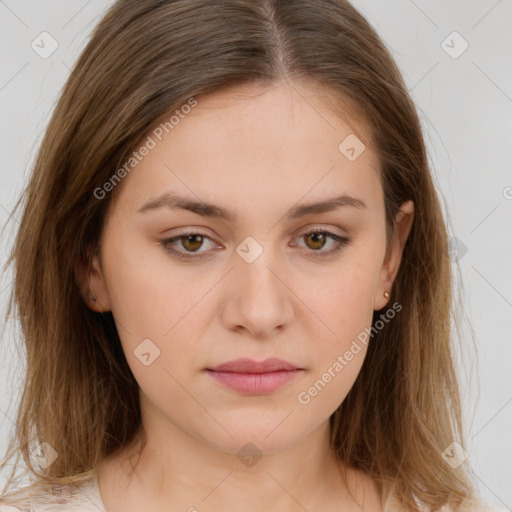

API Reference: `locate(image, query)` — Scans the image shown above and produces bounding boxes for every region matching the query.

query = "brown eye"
[160,229,350,262]
[293,229,351,258]
[160,231,219,261]
[303,232,328,251]
[181,234,205,252]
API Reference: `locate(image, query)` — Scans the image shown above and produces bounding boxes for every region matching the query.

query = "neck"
[97,423,372,511]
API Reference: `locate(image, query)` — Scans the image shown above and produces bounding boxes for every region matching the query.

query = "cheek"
[295,285,375,414]
[306,253,379,335]
[102,226,180,335]
[102,229,210,372]
[299,250,380,389]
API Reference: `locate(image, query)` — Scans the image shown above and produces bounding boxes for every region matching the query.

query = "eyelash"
[160,229,350,261]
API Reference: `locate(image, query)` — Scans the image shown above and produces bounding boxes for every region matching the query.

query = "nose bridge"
[225,237,294,336]
[241,252,279,300]
[239,242,283,307]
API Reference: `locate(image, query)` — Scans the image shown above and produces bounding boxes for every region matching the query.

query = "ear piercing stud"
[384,291,390,298]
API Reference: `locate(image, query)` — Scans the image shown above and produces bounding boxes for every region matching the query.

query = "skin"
[80,79,414,511]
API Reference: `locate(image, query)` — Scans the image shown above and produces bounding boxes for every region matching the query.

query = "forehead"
[112,80,382,219]
[176,79,374,157]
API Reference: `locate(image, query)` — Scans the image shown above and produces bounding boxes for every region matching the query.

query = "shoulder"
[415,497,506,512]
[458,500,508,512]
[0,476,105,512]
[378,481,505,512]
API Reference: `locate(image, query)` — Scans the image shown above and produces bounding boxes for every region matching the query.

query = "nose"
[220,249,295,339]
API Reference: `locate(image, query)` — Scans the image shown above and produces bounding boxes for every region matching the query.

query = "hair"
[0,0,480,510]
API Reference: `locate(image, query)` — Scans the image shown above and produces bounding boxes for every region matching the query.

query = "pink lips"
[206,358,303,394]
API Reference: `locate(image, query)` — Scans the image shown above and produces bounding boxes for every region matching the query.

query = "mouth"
[205,358,304,395]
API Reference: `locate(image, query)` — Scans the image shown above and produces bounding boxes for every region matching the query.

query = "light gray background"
[0,0,511,508]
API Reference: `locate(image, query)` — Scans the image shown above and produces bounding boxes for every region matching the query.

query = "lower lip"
[206,369,302,394]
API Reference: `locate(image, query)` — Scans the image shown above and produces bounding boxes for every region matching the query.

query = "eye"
[292,229,350,258]
[160,231,219,260]
[159,228,351,262]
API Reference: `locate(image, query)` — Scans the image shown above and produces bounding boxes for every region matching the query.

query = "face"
[82,80,413,456]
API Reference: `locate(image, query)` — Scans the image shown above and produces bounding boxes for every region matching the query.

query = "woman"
[0,0,502,510]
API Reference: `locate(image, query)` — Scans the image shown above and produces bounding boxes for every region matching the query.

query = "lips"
[205,358,304,394]
[207,357,301,373]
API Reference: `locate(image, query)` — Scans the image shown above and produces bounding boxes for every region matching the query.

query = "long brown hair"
[1,0,479,510]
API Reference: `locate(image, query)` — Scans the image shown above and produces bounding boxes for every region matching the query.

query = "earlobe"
[374,200,414,311]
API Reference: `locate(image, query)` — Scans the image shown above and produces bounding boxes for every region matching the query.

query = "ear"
[374,199,414,311]
[74,243,111,313]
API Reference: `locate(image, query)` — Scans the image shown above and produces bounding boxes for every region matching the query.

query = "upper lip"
[207,358,302,373]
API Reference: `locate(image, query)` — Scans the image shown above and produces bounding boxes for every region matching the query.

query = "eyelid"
[295,224,346,237]
[160,225,350,261]
[163,224,346,241]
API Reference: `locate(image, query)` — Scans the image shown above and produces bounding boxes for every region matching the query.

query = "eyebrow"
[137,192,367,222]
